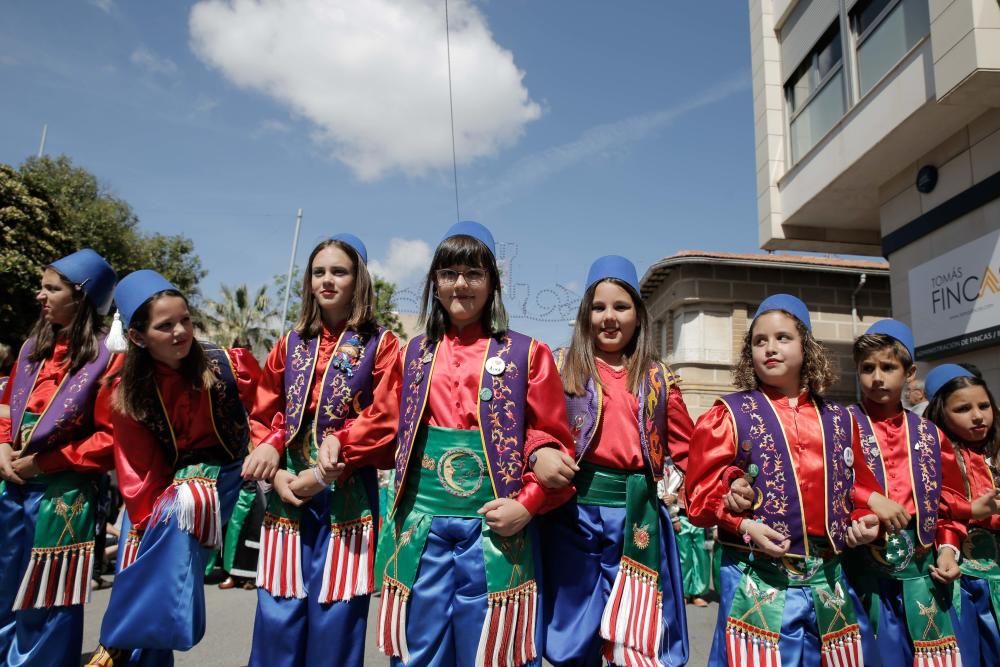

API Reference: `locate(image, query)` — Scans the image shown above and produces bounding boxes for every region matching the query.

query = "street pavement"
[81,576,718,666]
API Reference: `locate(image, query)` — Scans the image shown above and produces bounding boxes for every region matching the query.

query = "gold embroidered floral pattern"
[486,335,524,491]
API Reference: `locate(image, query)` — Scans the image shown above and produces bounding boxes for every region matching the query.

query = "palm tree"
[203,283,278,358]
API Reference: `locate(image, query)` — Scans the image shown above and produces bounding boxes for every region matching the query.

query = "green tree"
[203,284,278,358]
[374,275,406,341]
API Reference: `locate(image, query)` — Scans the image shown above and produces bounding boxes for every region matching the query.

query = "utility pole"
[280,208,303,328]
[37,124,47,158]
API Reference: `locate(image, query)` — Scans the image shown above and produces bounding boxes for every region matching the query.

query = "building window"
[785,22,846,164]
[851,0,930,96]
[672,309,732,363]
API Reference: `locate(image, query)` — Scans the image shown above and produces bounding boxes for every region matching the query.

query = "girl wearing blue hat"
[374,221,576,667]
[242,236,401,667]
[88,269,260,666]
[925,365,1000,666]
[686,294,880,667]
[844,321,973,667]
[0,249,120,666]
[541,255,694,667]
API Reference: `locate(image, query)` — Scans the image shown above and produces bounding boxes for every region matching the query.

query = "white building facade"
[749,0,1000,388]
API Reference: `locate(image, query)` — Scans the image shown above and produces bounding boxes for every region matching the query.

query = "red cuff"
[948,498,973,523]
[523,430,563,458]
[34,450,67,474]
[257,430,287,457]
[722,466,745,485]
[718,512,745,534]
[516,473,574,515]
[936,525,965,550]
[850,509,877,523]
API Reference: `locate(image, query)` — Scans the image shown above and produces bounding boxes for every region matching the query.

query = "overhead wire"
[444,0,461,222]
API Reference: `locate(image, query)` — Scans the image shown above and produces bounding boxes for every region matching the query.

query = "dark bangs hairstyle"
[925,370,1000,459]
[111,290,215,421]
[563,278,659,396]
[732,309,837,395]
[28,269,105,372]
[852,333,913,370]
[418,234,508,341]
[294,239,377,339]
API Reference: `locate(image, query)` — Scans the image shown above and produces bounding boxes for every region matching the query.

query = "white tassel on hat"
[105,311,129,354]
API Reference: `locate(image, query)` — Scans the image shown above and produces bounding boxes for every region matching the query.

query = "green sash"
[258,421,374,602]
[960,527,1000,621]
[677,515,712,597]
[724,544,863,667]
[851,529,960,663]
[376,426,537,666]
[8,412,98,610]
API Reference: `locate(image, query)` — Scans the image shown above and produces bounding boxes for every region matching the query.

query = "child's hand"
[530,447,578,489]
[867,493,910,533]
[10,452,40,482]
[845,514,880,547]
[288,469,326,500]
[273,470,305,507]
[317,434,346,482]
[672,519,682,534]
[478,498,531,537]
[930,547,961,584]
[971,489,1000,520]
[242,443,280,482]
[740,519,790,558]
[725,477,754,513]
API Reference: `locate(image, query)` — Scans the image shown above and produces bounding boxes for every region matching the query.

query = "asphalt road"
[80,576,718,666]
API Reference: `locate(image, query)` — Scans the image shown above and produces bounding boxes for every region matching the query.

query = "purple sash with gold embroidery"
[721,390,854,557]
[8,336,111,456]
[394,331,531,505]
[847,405,941,547]
[559,351,674,481]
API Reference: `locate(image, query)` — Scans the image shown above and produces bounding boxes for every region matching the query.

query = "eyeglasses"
[435,268,488,286]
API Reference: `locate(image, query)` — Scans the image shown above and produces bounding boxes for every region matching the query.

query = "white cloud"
[369,238,433,285]
[90,0,113,13]
[189,0,540,181]
[130,47,178,78]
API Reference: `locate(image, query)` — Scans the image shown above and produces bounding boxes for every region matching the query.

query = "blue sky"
[2,1,758,346]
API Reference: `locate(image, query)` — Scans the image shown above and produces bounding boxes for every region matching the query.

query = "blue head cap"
[114,270,179,328]
[925,364,975,400]
[442,221,495,257]
[864,319,915,360]
[586,255,640,295]
[331,233,368,264]
[753,294,812,331]
[49,249,117,315]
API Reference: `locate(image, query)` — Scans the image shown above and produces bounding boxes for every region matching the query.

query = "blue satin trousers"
[99,461,242,665]
[709,552,879,667]
[954,575,1000,667]
[249,468,377,667]
[0,481,83,667]
[539,501,689,667]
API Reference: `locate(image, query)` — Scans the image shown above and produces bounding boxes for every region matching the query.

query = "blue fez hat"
[442,220,495,256]
[49,249,117,315]
[753,293,812,331]
[331,233,368,264]
[865,319,915,359]
[115,270,179,328]
[925,364,975,400]
[586,255,640,295]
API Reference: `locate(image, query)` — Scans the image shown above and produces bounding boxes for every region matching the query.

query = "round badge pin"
[843,447,854,467]
[485,356,506,376]
[479,387,493,401]
[747,463,760,478]
[741,440,752,452]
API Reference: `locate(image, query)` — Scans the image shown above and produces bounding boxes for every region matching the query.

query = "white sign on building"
[908,230,1000,359]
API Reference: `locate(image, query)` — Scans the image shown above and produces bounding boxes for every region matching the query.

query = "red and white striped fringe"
[377,575,411,663]
[172,478,221,548]
[473,580,538,667]
[600,557,664,667]
[725,619,781,667]
[819,626,863,667]
[119,528,142,571]
[256,515,306,599]
[12,542,94,610]
[318,515,375,603]
[913,638,962,667]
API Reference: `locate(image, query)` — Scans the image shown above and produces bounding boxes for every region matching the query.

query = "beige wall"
[645,261,891,418]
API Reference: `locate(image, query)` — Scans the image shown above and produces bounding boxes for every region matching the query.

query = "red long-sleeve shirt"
[939,440,1000,535]
[583,359,693,473]
[848,400,966,548]
[0,338,121,474]
[113,348,260,529]
[686,386,863,536]
[419,323,575,515]
[250,324,401,474]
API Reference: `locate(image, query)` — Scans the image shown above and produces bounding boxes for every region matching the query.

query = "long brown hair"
[418,234,508,341]
[111,290,214,421]
[293,239,376,339]
[925,371,1000,461]
[732,311,837,395]
[562,278,659,396]
[28,270,105,372]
